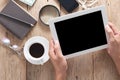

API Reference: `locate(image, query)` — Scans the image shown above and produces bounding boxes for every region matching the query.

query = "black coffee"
[29,43,44,58]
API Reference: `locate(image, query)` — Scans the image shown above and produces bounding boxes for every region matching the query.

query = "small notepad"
[0,0,37,39]
[20,0,36,6]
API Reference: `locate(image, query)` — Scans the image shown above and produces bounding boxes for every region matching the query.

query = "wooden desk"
[0,0,120,80]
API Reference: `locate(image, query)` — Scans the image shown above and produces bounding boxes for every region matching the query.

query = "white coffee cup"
[23,36,49,65]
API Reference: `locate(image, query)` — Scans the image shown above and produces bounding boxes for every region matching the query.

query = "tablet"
[49,5,108,58]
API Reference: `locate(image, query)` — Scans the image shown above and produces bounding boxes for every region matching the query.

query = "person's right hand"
[105,22,120,75]
[49,40,68,80]
[105,22,120,61]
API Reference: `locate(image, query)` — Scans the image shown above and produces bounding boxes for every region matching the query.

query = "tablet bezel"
[49,5,108,58]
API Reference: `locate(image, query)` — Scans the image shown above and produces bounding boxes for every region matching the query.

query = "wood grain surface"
[0,0,120,80]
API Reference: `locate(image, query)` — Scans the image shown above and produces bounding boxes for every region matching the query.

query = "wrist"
[111,55,120,64]
[55,71,67,80]
[112,56,120,75]
[113,57,120,65]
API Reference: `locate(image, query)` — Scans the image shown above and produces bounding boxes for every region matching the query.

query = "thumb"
[108,22,119,35]
[105,25,114,40]
[54,40,63,57]
[49,40,56,59]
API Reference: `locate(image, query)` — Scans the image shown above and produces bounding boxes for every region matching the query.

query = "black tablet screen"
[54,11,107,55]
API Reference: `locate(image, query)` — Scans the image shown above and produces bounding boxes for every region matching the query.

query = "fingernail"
[55,40,58,44]
[105,25,109,28]
[105,25,110,31]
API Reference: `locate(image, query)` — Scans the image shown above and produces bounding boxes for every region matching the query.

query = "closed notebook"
[0,0,37,39]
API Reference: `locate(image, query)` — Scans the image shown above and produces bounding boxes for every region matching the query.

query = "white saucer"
[24,36,49,65]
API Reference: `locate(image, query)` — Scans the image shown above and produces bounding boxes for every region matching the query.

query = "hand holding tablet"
[49,5,108,58]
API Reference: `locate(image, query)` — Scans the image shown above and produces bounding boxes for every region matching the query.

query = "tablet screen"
[54,11,107,55]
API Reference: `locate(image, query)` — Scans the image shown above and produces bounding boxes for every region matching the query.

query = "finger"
[108,22,119,35]
[49,40,56,59]
[106,47,110,54]
[54,40,63,57]
[105,25,114,40]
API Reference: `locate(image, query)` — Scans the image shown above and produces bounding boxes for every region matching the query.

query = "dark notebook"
[0,0,37,39]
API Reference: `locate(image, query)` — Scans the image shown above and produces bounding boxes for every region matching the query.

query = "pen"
[0,13,34,26]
